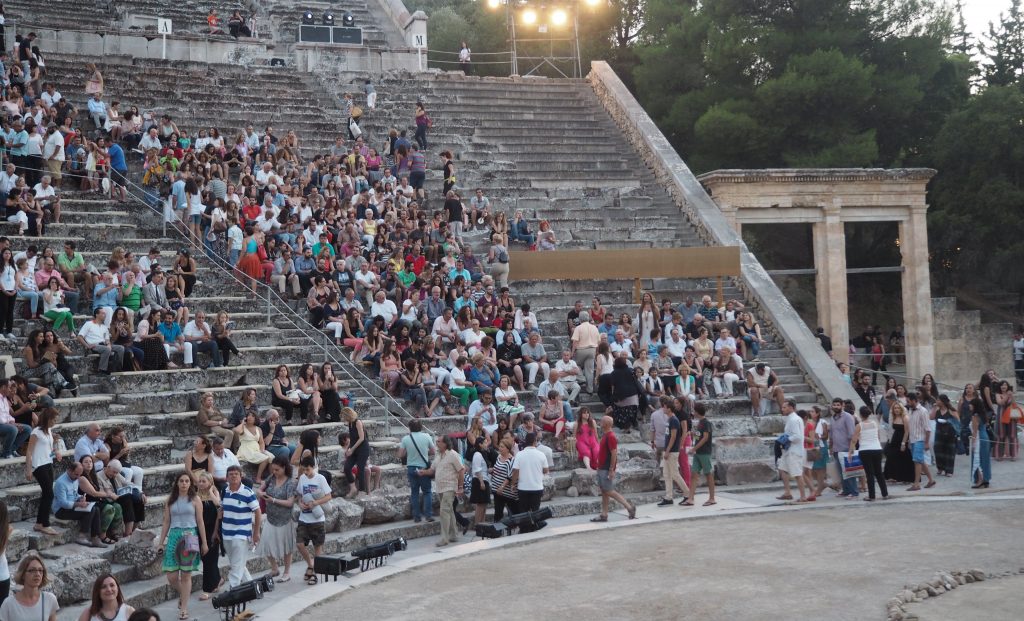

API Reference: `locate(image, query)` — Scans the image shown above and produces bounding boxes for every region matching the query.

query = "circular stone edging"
[886,567,1024,621]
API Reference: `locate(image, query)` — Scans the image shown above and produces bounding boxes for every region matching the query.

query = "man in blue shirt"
[447,259,471,284]
[87,92,108,129]
[52,462,107,547]
[170,172,188,221]
[92,272,119,327]
[9,119,28,177]
[106,139,128,202]
[157,310,193,367]
[219,465,262,587]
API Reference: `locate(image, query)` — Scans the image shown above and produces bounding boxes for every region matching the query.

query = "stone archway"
[698,168,936,381]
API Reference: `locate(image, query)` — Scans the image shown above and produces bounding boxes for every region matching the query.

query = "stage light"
[301,11,315,25]
[521,8,537,25]
[475,522,507,539]
[342,11,355,27]
[211,577,272,621]
[323,12,335,25]
[314,555,361,582]
[487,0,501,8]
[551,8,568,27]
[352,537,408,570]
[501,507,554,533]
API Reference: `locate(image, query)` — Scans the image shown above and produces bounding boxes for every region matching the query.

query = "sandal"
[775,494,793,500]
[589,515,608,522]
[179,610,188,620]
[198,594,211,601]
[702,500,717,506]
[304,567,317,585]
[101,536,117,545]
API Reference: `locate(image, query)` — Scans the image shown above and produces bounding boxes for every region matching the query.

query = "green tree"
[981,0,1024,87]
[928,86,1024,290]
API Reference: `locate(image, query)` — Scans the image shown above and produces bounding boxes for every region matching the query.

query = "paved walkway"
[907,574,1023,620]
[302,497,1024,621]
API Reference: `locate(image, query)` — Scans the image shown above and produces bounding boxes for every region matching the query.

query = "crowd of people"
[772,368,1017,504]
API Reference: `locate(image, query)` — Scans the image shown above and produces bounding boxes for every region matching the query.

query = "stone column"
[899,205,935,381]
[813,203,849,365]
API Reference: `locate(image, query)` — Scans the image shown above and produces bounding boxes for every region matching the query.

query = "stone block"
[112,529,162,580]
[325,498,365,532]
[40,553,111,605]
[570,466,658,497]
[716,460,778,486]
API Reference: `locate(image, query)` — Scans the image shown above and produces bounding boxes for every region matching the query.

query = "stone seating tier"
[2,0,115,30]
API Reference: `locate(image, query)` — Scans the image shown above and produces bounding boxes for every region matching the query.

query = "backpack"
[496,246,509,264]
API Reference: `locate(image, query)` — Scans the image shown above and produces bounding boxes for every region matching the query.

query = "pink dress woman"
[576,421,600,469]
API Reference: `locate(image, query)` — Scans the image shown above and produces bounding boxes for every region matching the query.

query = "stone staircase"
[2,0,116,31]
[40,52,348,157]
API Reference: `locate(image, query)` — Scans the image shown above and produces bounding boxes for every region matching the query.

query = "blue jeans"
[0,423,30,458]
[407,465,433,520]
[742,335,760,357]
[229,249,240,266]
[834,452,859,496]
[267,443,294,461]
[16,290,39,315]
[561,402,575,422]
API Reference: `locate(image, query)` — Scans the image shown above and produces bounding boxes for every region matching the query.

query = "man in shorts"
[295,456,332,584]
[905,392,936,492]
[687,402,716,506]
[778,400,810,502]
[590,415,636,522]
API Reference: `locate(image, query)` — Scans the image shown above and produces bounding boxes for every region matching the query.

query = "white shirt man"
[255,164,274,188]
[43,129,65,163]
[41,87,63,109]
[610,331,634,359]
[0,165,17,195]
[665,329,688,358]
[210,443,241,484]
[432,310,459,344]
[554,351,582,403]
[511,432,550,526]
[369,293,398,327]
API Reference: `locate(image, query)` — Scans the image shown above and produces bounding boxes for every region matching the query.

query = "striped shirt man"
[221,481,260,540]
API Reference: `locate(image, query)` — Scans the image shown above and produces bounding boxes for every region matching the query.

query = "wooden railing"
[508,247,742,304]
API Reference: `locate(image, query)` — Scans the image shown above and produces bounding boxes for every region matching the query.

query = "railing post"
[265,287,272,327]
[716,276,725,307]
[632,278,642,304]
[323,332,329,364]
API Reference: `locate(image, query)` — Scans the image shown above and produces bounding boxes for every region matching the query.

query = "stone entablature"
[698,168,937,381]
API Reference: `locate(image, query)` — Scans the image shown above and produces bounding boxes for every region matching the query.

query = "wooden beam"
[508,247,742,282]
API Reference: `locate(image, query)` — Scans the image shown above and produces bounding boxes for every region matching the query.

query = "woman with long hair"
[849,406,888,501]
[932,394,960,476]
[994,379,1019,461]
[635,292,658,352]
[574,406,600,469]
[296,363,323,424]
[193,471,222,601]
[79,573,135,621]
[0,554,58,620]
[467,435,492,525]
[24,407,59,536]
[156,473,208,620]
[271,365,299,423]
[883,402,915,483]
[319,362,343,423]
[211,310,241,366]
[342,407,369,499]
[234,409,274,481]
[971,398,992,488]
[957,383,978,451]
[21,329,67,395]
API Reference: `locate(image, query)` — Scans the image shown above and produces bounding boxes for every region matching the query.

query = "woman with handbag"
[849,405,888,501]
[156,473,209,620]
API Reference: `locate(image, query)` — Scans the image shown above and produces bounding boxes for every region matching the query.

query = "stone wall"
[932,298,1014,388]
[587,60,861,405]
